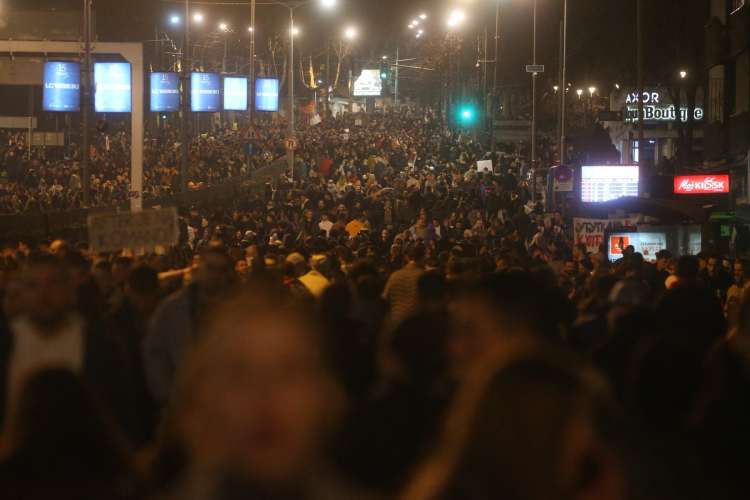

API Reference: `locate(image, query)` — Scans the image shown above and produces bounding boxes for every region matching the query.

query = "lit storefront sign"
[674,175,730,194]
[622,90,704,123]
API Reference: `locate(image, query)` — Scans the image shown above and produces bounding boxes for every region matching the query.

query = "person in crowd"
[143,247,237,409]
[383,244,426,329]
[0,369,135,500]
[154,287,362,500]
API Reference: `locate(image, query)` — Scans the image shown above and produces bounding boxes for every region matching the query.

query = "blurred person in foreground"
[402,343,628,500]
[143,247,238,410]
[0,253,136,441]
[0,369,135,500]
[150,287,368,500]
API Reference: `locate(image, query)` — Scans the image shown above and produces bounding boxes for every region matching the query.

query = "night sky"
[8,0,644,88]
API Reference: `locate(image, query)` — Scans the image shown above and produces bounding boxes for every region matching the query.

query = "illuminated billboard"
[608,232,667,262]
[150,72,180,112]
[224,76,248,111]
[43,62,81,112]
[353,69,383,97]
[191,73,221,112]
[674,174,729,195]
[94,62,132,112]
[255,78,279,112]
[580,165,639,203]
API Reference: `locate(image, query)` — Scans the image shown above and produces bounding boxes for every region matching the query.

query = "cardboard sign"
[573,217,639,253]
[477,160,493,173]
[88,208,179,253]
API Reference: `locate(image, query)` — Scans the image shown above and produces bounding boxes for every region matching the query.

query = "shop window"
[709,76,724,123]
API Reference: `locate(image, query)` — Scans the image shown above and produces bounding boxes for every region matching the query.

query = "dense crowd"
[0,109,748,500]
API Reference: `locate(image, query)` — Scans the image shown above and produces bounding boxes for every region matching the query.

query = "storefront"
[605,88,705,169]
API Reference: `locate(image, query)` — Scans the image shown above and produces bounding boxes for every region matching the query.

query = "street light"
[576,88,583,98]
[446,8,466,28]
[219,22,229,31]
[553,85,559,93]
[420,13,427,19]
[344,26,357,39]
[321,0,336,7]
[679,69,688,79]
[248,26,254,32]
[170,15,181,25]
[588,86,596,97]
[193,12,204,24]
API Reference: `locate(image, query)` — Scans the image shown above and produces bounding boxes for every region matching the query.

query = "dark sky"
[10,0,644,88]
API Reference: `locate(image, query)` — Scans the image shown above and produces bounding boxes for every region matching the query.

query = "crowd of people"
[0,109,748,500]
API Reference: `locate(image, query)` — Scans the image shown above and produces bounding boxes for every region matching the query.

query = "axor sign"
[674,175,730,195]
[623,90,704,123]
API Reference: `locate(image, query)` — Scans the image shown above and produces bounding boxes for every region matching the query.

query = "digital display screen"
[224,77,248,111]
[608,232,667,262]
[353,69,383,97]
[581,165,639,203]
[255,78,279,112]
[43,62,81,112]
[94,62,132,112]
[150,72,180,112]
[191,73,221,112]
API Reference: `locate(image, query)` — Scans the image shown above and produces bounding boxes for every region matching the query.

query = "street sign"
[526,64,545,73]
[598,110,624,122]
[285,137,298,151]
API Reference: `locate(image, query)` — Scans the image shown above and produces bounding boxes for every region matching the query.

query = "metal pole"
[288,7,295,180]
[531,0,537,202]
[181,0,190,196]
[82,0,91,206]
[395,46,400,107]
[493,0,500,122]
[249,0,255,122]
[637,0,644,168]
[556,21,562,162]
[28,86,33,159]
[560,0,567,164]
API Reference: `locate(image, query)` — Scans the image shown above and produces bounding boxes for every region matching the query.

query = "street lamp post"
[559,0,567,165]
[181,0,190,196]
[530,0,538,202]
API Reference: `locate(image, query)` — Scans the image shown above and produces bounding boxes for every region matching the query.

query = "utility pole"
[288,7,295,180]
[394,46,400,107]
[82,0,91,206]
[637,0,645,169]
[493,0,500,149]
[556,21,562,161]
[560,0,567,164]
[251,1,256,107]
[325,38,330,118]
[181,0,190,195]
[531,0,537,202]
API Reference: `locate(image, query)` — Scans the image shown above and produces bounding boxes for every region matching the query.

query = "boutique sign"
[622,90,704,123]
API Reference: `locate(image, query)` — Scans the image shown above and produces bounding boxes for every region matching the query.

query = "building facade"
[705,0,750,202]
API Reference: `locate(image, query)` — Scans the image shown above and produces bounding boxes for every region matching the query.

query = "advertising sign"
[255,78,279,112]
[150,72,180,112]
[552,164,574,192]
[94,62,132,112]
[573,217,640,253]
[353,69,383,97]
[623,90,704,123]
[43,61,81,112]
[191,72,221,112]
[608,232,667,262]
[223,76,248,111]
[581,165,639,203]
[88,207,179,253]
[674,174,729,195]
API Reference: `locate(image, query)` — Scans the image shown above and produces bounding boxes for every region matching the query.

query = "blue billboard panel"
[255,78,279,112]
[150,72,181,112]
[223,77,248,111]
[94,62,132,112]
[43,62,81,112]
[191,73,221,112]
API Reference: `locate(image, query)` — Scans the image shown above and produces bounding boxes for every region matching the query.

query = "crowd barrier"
[0,156,289,243]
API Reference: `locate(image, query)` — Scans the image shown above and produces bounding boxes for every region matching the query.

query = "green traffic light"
[456,104,478,126]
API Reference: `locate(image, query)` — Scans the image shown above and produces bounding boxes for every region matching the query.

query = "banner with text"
[88,208,179,253]
[573,216,640,253]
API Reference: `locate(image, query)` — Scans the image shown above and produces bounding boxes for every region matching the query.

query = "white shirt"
[7,315,85,415]
[319,219,334,238]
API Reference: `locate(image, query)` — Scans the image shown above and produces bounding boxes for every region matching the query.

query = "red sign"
[610,235,631,255]
[674,175,729,194]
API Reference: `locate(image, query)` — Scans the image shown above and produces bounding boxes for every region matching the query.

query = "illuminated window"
[632,140,639,163]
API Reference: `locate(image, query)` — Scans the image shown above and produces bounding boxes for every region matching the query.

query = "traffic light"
[379,60,389,80]
[455,103,479,127]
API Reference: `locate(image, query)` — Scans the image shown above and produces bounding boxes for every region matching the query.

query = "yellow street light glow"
[248,26,254,32]
[291,26,300,36]
[193,12,204,23]
[447,9,466,28]
[420,13,427,19]
[320,0,336,8]
[344,26,357,39]
[576,88,583,98]
[588,86,596,96]
[679,70,688,79]
[219,22,228,31]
